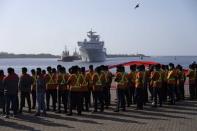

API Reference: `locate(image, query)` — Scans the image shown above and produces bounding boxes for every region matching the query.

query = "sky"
[0,0,197,56]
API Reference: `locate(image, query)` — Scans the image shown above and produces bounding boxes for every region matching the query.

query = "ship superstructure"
[78,30,106,62]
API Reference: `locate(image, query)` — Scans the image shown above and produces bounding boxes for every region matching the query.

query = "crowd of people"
[0,62,197,118]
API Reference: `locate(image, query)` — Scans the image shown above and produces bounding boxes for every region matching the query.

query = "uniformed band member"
[86,65,94,107]
[57,66,69,113]
[167,63,177,105]
[150,64,163,107]
[187,64,196,99]
[45,67,57,111]
[92,66,105,112]
[135,65,144,110]
[114,65,127,112]
[80,67,90,111]
[67,66,82,116]
[104,66,113,108]
[127,65,136,105]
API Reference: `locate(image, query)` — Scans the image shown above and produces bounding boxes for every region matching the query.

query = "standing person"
[86,65,94,107]
[92,66,105,113]
[0,70,5,115]
[104,66,113,108]
[57,67,69,113]
[135,65,144,110]
[31,69,37,109]
[150,64,163,107]
[148,65,154,101]
[19,67,33,113]
[195,64,197,99]
[177,65,186,100]
[100,65,109,108]
[3,68,19,118]
[80,67,90,111]
[67,66,82,116]
[187,64,196,100]
[45,67,57,111]
[114,66,127,112]
[167,63,177,105]
[161,65,168,102]
[35,68,47,116]
[142,65,149,104]
[127,65,136,104]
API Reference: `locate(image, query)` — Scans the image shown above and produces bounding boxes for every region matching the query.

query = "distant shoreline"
[0,52,60,58]
[0,52,148,59]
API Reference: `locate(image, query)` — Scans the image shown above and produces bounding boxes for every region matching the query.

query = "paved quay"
[0,89,197,131]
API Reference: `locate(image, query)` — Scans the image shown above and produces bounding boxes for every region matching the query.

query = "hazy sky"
[0,0,197,56]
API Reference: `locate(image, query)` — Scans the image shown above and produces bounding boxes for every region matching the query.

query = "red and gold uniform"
[45,73,58,111]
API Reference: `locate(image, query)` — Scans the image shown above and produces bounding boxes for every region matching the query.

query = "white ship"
[78,30,106,62]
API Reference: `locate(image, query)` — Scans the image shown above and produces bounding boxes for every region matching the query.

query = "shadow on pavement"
[16,114,74,128]
[46,113,103,125]
[82,113,146,124]
[101,112,167,121]
[0,118,40,131]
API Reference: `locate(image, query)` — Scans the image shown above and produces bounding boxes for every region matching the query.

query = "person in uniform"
[19,67,33,113]
[104,66,113,108]
[80,67,90,111]
[0,70,5,115]
[45,67,58,111]
[114,65,127,112]
[135,65,144,110]
[176,65,186,100]
[167,63,177,105]
[161,65,168,102]
[187,64,196,100]
[86,65,95,107]
[67,66,82,116]
[150,64,163,107]
[57,66,69,113]
[92,66,105,112]
[127,65,136,105]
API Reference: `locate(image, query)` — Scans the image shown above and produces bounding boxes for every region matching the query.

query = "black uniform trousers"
[46,89,57,111]
[135,88,144,109]
[68,91,82,114]
[189,84,196,99]
[116,88,126,111]
[19,92,31,112]
[31,90,36,109]
[93,90,104,112]
[152,87,163,106]
[82,91,90,111]
[103,85,111,107]
[168,84,176,104]
[58,89,68,112]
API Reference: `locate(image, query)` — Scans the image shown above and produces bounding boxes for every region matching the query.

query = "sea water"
[0,56,197,74]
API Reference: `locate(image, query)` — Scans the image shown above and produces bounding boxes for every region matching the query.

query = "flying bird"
[134,3,140,9]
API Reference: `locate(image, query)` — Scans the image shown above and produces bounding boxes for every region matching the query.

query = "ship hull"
[79,48,106,62]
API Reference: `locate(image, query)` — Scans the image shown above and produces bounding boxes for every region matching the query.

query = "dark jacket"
[19,74,33,93]
[0,75,5,94]
[4,73,19,95]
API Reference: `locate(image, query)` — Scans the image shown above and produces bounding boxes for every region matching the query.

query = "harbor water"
[0,56,197,74]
